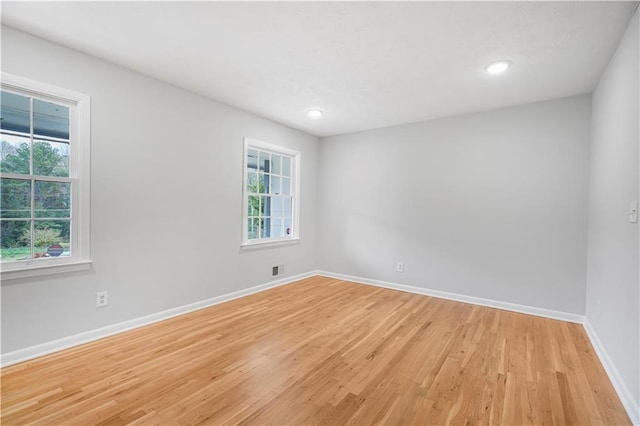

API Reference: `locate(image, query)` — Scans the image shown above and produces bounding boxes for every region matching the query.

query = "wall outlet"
[96,291,108,307]
[397,261,405,273]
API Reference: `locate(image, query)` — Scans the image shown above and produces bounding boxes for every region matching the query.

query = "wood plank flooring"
[1,276,631,425]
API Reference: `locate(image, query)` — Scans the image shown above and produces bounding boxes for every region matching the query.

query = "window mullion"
[29,97,34,176]
[30,178,35,259]
[29,97,35,259]
[258,195,263,239]
[0,172,73,183]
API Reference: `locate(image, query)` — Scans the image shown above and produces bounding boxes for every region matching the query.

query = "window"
[242,137,300,247]
[1,73,91,278]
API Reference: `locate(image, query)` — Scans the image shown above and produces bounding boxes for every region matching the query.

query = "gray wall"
[586,9,639,408]
[1,26,319,353]
[318,95,592,315]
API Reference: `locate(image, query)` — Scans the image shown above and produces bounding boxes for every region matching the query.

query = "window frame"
[241,137,300,249]
[1,73,91,279]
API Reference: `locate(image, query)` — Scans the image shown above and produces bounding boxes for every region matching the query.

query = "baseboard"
[583,319,640,425]
[0,271,317,367]
[317,270,584,323]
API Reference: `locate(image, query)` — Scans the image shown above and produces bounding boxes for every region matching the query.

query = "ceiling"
[1,1,637,138]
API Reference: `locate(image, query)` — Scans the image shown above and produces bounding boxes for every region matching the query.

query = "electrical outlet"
[397,261,404,273]
[96,291,108,307]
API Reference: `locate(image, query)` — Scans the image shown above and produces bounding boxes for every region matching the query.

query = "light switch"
[630,201,638,223]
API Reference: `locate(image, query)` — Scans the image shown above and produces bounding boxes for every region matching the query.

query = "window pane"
[248,195,259,217]
[260,195,270,216]
[34,181,71,218]
[270,197,282,218]
[271,217,283,238]
[247,218,259,240]
[0,220,31,262]
[33,220,70,258]
[271,155,281,175]
[1,179,31,218]
[282,177,291,195]
[258,173,268,194]
[0,91,30,134]
[0,133,30,174]
[33,99,69,140]
[33,140,70,177]
[261,217,271,238]
[259,151,270,172]
[247,149,258,170]
[282,156,291,177]
[270,176,280,195]
[247,171,257,192]
[283,197,292,218]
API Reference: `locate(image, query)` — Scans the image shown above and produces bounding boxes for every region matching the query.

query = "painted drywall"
[318,95,591,315]
[0,26,319,354]
[586,8,639,411]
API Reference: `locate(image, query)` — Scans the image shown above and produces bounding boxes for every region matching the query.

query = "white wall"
[318,95,592,315]
[586,8,639,415]
[0,26,319,354]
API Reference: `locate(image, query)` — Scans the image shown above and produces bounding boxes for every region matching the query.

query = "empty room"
[1,1,639,425]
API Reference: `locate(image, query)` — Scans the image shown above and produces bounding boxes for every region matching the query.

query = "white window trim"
[1,73,92,280]
[241,137,300,249]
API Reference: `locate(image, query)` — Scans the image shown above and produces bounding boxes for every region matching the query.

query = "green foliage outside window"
[247,178,264,240]
[1,140,70,261]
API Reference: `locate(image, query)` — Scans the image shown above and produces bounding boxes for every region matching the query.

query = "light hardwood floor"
[1,276,631,425]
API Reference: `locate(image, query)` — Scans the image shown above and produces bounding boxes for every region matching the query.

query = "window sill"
[240,238,301,251]
[1,260,93,281]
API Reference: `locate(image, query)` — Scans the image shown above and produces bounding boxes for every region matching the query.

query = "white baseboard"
[0,271,316,367]
[317,270,584,323]
[583,319,640,425]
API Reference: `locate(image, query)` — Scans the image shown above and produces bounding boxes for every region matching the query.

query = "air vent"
[272,264,284,278]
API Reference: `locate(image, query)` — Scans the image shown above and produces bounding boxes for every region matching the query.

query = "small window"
[1,73,91,278]
[242,137,300,247]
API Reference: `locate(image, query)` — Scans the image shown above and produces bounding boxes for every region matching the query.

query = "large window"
[0,74,91,278]
[242,137,300,247]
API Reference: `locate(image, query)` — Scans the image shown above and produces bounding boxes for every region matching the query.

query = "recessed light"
[307,109,323,119]
[485,61,511,75]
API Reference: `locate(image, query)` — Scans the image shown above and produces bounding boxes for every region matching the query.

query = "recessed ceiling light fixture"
[485,61,511,75]
[307,109,323,119]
